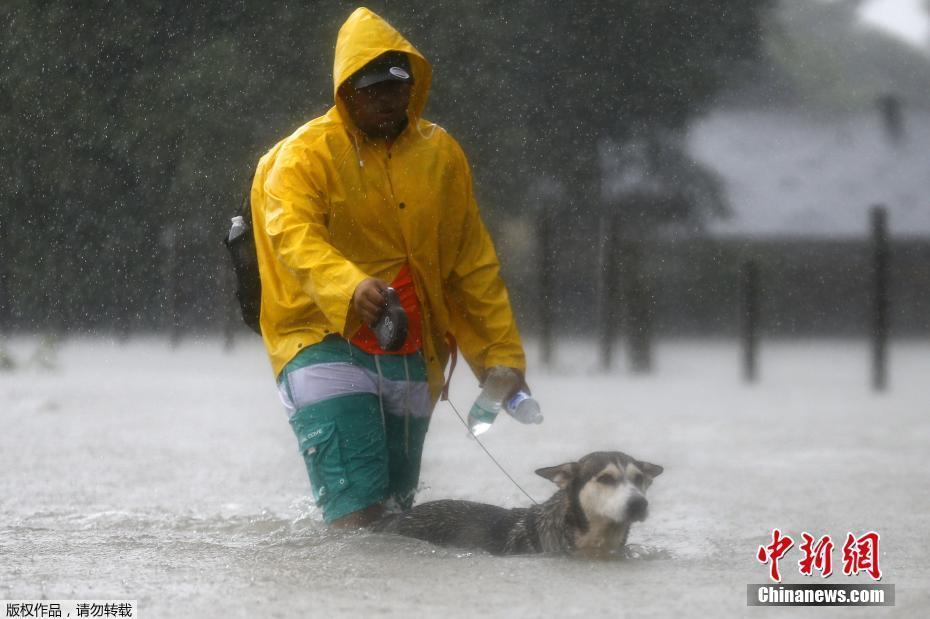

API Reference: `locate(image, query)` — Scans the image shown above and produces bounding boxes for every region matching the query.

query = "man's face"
[342,80,412,141]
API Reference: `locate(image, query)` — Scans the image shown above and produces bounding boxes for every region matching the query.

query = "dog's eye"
[631,472,644,486]
[596,474,619,486]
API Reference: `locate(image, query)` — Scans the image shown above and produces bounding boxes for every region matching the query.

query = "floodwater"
[2,336,929,617]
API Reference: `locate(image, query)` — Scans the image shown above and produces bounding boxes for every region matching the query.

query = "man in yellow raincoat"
[251,7,527,528]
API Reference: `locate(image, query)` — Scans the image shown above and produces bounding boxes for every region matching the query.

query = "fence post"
[597,213,619,370]
[161,224,182,346]
[0,218,11,370]
[623,238,653,373]
[537,203,554,367]
[222,255,238,351]
[876,94,904,145]
[740,259,760,383]
[115,244,131,342]
[0,217,8,333]
[871,205,889,392]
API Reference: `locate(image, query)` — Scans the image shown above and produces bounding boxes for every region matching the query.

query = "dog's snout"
[627,495,648,521]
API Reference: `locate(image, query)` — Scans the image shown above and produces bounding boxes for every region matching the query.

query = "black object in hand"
[372,287,408,351]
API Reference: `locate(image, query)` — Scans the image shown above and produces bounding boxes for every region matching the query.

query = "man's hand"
[480,366,530,398]
[352,277,390,325]
[513,369,531,397]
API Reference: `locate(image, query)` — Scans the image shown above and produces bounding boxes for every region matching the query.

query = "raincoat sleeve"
[261,146,369,336]
[445,152,526,377]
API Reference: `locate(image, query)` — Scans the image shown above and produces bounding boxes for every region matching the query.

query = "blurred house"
[637,0,930,337]
[648,103,930,336]
[689,0,930,237]
[634,104,930,336]
[688,106,930,238]
[573,0,930,339]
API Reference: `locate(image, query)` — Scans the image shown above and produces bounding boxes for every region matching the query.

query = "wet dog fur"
[374,451,663,556]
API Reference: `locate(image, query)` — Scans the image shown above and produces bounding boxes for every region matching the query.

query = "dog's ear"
[535,462,578,490]
[638,460,664,478]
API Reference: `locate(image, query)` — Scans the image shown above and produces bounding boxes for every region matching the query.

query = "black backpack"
[223,194,262,335]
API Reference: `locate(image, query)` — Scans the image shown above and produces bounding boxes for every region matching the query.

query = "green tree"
[1,0,772,333]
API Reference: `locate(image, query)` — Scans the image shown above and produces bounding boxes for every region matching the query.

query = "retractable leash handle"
[372,287,408,351]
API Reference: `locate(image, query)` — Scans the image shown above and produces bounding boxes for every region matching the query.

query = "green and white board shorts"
[277,335,431,523]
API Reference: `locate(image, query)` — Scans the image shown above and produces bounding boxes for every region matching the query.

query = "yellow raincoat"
[251,7,525,403]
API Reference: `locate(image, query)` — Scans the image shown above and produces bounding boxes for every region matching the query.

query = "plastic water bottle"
[505,390,543,425]
[467,366,519,436]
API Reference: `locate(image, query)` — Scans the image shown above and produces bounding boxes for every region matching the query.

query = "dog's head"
[536,451,663,528]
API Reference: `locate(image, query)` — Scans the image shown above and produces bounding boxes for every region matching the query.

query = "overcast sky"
[858,0,930,48]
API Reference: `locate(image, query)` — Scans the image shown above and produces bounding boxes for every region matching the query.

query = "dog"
[374,451,663,556]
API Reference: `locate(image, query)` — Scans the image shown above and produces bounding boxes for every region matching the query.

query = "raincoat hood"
[333,8,432,128]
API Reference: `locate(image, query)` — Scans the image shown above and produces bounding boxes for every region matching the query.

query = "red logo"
[842,531,882,580]
[757,529,882,582]
[756,528,794,582]
[798,532,834,577]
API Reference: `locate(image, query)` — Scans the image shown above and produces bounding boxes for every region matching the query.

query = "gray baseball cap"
[349,51,414,89]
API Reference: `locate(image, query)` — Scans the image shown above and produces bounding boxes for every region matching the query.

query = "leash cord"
[444,399,539,505]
